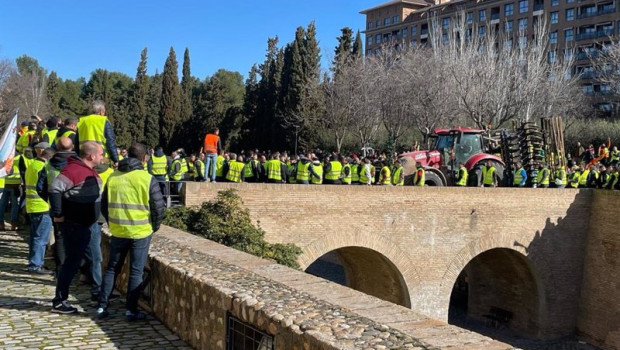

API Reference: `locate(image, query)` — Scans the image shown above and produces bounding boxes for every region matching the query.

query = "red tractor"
[399,128,505,186]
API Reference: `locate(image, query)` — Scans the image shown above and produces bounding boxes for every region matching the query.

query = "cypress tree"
[333,27,354,76]
[159,47,181,149]
[46,71,60,115]
[132,48,149,144]
[352,31,363,59]
[180,48,193,123]
[242,64,260,148]
[145,71,162,148]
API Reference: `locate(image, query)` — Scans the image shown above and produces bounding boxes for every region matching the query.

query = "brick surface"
[0,229,191,350]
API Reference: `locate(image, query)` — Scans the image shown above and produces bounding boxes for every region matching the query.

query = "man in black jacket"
[97,143,165,321]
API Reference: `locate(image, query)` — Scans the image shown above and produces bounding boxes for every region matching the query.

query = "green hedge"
[163,189,302,269]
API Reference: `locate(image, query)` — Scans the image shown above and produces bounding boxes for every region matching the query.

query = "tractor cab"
[432,128,485,168]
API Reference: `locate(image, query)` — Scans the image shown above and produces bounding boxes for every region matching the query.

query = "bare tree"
[590,40,620,116]
[3,64,49,117]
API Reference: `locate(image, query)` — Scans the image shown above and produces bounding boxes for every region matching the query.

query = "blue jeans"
[204,153,217,181]
[99,235,152,313]
[28,213,52,270]
[84,223,103,296]
[53,221,97,303]
[0,187,20,223]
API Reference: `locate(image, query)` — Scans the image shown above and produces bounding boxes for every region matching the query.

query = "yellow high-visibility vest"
[170,159,188,181]
[25,159,49,214]
[6,155,22,185]
[296,162,310,182]
[77,114,108,155]
[325,161,342,181]
[150,155,168,176]
[456,166,468,186]
[226,161,244,183]
[342,164,352,184]
[107,169,153,239]
[312,164,323,184]
[392,166,404,186]
[267,160,282,181]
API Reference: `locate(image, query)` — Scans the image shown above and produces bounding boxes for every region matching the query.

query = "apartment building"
[361,0,620,114]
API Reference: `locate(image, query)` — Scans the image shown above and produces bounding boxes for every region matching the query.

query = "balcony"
[579,71,596,79]
[576,29,614,41]
[576,6,616,19]
[533,3,545,15]
[491,13,500,23]
[575,50,600,60]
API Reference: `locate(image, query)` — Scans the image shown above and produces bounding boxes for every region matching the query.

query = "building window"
[411,25,417,36]
[442,17,451,29]
[367,22,373,30]
[549,50,557,63]
[518,18,528,30]
[518,36,527,47]
[367,37,372,45]
[479,9,486,21]
[392,16,400,24]
[550,11,558,24]
[479,25,486,36]
[375,34,381,44]
[411,40,417,48]
[366,49,372,56]
[227,315,274,350]
[506,38,513,49]
[583,84,593,94]
[402,28,408,38]
[384,18,390,26]
[466,12,473,24]
[519,0,529,13]
[566,8,574,21]
[506,20,514,32]
[566,0,574,3]
[564,48,573,60]
[551,0,559,6]
[442,33,449,43]
[565,28,573,41]
[550,31,558,44]
[505,3,514,16]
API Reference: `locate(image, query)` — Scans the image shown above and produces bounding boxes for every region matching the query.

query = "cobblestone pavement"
[0,229,192,350]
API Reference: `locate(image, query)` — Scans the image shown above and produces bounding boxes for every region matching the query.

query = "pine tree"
[180,48,193,123]
[145,72,162,148]
[159,47,181,149]
[46,71,60,115]
[132,48,149,144]
[242,64,259,148]
[333,27,354,77]
[352,31,363,59]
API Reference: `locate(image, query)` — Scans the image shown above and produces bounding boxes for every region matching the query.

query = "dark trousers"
[52,222,65,275]
[83,223,103,296]
[99,235,152,313]
[324,179,341,185]
[53,221,98,304]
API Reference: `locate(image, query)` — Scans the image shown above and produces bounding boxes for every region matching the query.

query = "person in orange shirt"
[202,128,221,182]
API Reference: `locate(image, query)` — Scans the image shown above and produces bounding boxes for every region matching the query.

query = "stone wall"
[103,225,512,350]
[577,190,620,350]
[185,182,592,340]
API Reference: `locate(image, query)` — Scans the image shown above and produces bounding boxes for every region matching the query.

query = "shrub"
[163,189,302,269]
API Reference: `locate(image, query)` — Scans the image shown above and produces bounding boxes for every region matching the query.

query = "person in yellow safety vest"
[194,153,206,182]
[609,146,620,166]
[578,164,590,188]
[597,165,610,189]
[225,154,246,183]
[41,116,61,144]
[414,162,425,187]
[351,157,361,184]
[324,156,342,185]
[266,154,284,183]
[454,162,468,187]
[513,162,527,187]
[97,142,165,320]
[16,121,38,154]
[244,153,259,183]
[341,157,352,185]
[598,142,610,165]
[169,152,189,194]
[287,156,298,184]
[607,166,619,190]
[147,146,171,196]
[553,166,567,188]
[186,154,197,181]
[370,161,377,184]
[76,100,120,165]
[481,160,498,187]
[390,159,404,186]
[215,151,227,182]
[568,166,580,188]
[25,143,55,274]
[53,117,78,149]
[0,153,23,231]
[359,158,372,185]
[586,164,600,188]
[311,158,323,184]
[378,161,391,185]
[536,163,550,188]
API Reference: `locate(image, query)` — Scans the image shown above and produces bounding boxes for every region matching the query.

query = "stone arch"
[438,233,554,338]
[300,233,419,308]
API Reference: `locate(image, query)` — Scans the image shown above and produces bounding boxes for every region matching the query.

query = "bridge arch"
[439,234,553,338]
[299,233,419,308]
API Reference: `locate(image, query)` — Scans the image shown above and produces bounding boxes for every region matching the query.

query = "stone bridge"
[185,183,620,349]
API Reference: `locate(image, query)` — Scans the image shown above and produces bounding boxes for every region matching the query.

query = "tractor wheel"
[469,161,505,187]
[424,171,444,186]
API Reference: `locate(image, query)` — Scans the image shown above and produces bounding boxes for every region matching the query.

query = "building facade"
[361,0,620,114]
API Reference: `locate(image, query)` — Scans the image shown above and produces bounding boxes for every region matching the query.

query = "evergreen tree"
[46,71,60,115]
[352,31,363,59]
[159,47,181,149]
[180,48,193,123]
[145,71,162,148]
[302,21,321,83]
[242,64,259,149]
[132,48,149,144]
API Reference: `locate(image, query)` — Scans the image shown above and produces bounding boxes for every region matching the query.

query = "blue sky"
[1,0,378,81]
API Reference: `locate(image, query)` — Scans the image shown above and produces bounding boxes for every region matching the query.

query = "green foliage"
[163,189,302,269]
[160,47,181,149]
[565,119,620,152]
[132,48,149,145]
[145,72,162,148]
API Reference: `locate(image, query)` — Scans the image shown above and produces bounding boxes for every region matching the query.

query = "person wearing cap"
[42,116,61,144]
[76,100,119,166]
[25,143,55,274]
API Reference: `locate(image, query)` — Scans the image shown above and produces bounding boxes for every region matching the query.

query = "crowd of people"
[1,101,164,322]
